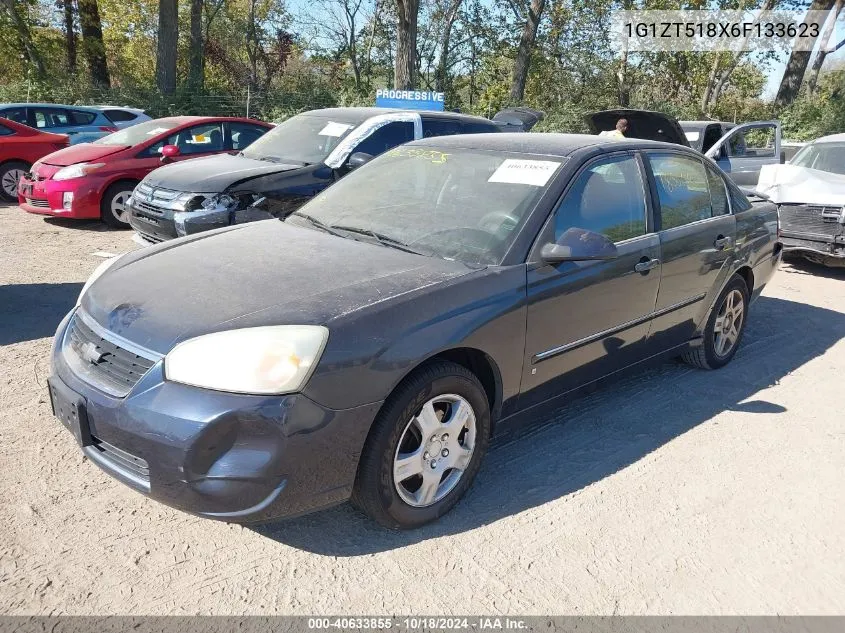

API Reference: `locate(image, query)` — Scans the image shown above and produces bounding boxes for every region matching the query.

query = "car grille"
[779,204,844,238]
[25,198,50,208]
[67,313,158,397]
[90,435,150,485]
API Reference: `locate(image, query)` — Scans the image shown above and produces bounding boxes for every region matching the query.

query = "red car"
[17,116,272,227]
[0,118,69,202]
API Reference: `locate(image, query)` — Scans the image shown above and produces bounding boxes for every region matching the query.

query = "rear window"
[103,109,139,122]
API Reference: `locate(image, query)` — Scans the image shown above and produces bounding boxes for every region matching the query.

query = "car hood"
[586,109,690,146]
[40,143,126,166]
[757,163,845,205]
[143,154,304,193]
[82,221,477,354]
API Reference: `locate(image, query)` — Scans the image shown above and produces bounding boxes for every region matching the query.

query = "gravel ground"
[1,203,843,616]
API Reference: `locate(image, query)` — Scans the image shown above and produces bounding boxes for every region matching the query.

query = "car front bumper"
[49,309,381,522]
[126,195,232,243]
[18,176,101,219]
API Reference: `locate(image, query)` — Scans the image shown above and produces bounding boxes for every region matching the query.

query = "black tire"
[352,361,491,529]
[682,274,750,370]
[0,161,28,202]
[100,182,136,228]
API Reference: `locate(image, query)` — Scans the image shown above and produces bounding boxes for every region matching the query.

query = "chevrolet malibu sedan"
[18,117,271,227]
[49,134,781,529]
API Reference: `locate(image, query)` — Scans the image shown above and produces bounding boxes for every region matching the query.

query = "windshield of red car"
[289,147,561,266]
[94,120,181,147]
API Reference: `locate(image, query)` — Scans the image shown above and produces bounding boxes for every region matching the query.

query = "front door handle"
[714,235,733,250]
[634,258,660,273]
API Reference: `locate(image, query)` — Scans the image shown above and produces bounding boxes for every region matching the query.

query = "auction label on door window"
[488,159,560,187]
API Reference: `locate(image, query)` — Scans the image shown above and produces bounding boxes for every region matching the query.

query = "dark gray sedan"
[48,134,782,529]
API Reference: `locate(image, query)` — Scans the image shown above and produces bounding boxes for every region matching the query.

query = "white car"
[756,133,845,267]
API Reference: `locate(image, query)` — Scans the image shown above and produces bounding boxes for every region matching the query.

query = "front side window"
[553,154,647,243]
[353,121,415,156]
[140,123,224,157]
[649,153,713,230]
[32,108,69,128]
[289,147,561,265]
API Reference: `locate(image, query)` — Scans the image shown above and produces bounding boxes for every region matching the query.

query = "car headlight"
[172,192,204,211]
[164,326,329,394]
[53,162,106,181]
[76,253,127,306]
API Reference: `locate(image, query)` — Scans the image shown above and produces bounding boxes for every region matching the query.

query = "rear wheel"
[682,274,749,370]
[352,361,491,529]
[0,161,28,202]
[100,182,135,228]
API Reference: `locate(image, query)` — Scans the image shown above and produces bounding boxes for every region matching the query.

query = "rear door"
[644,151,737,350]
[520,151,662,408]
[705,121,782,186]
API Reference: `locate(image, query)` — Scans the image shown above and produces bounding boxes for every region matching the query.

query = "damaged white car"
[756,133,845,267]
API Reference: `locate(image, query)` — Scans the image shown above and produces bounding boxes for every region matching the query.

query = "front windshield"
[288,147,562,266]
[791,142,845,175]
[241,113,359,164]
[94,119,180,146]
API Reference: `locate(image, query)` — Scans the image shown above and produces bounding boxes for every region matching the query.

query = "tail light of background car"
[99,126,118,133]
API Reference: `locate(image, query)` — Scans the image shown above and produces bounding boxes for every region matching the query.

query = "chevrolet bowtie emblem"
[80,341,105,364]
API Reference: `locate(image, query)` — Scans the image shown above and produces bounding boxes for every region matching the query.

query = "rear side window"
[103,109,138,122]
[227,122,267,150]
[353,121,415,156]
[0,123,13,136]
[726,178,753,212]
[70,110,97,125]
[462,121,499,134]
[422,118,461,138]
[705,165,730,216]
[553,154,647,243]
[648,153,714,230]
[0,108,27,124]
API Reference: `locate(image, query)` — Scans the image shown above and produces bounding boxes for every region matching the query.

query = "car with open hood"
[49,133,781,529]
[17,117,272,227]
[756,133,845,267]
[587,109,782,186]
[125,107,541,243]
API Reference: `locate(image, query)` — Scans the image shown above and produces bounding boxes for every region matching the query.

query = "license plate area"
[47,378,93,447]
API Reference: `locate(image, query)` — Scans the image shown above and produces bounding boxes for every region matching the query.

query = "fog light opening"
[62,192,74,210]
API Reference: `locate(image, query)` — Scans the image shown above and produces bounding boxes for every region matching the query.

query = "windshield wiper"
[330,225,428,256]
[290,213,347,237]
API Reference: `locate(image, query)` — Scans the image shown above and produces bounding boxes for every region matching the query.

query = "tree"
[394,0,419,89]
[510,0,546,102]
[774,0,835,107]
[78,0,109,87]
[188,0,204,89]
[156,0,178,94]
[0,0,47,78]
[62,0,77,73]
[434,0,464,92]
[807,0,844,95]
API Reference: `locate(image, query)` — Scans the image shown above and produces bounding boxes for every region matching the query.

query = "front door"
[521,152,662,409]
[705,121,782,186]
[644,151,737,350]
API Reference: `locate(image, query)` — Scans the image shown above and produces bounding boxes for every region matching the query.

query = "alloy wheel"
[713,288,745,358]
[110,191,131,223]
[1,168,24,199]
[393,394,477,508]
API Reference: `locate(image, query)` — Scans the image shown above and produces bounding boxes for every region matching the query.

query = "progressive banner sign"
[375,89,445,111]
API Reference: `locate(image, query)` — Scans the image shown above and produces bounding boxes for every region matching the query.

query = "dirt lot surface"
[1,203,843,615]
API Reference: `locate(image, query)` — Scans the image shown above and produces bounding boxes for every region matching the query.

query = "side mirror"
[347,152,374,170]
[160,144,180,163]
[541,228,618,264]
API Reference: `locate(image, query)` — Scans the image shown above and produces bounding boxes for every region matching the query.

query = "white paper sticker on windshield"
[488,159,560,186]
[145,127,170,136]
[319,122,354,137]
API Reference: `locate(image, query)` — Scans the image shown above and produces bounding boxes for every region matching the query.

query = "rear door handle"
[634,258,660,273]
[714,235,732,249]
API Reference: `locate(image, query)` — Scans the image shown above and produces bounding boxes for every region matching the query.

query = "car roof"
[408,132,700,157]
[814,133,845,144]
[92,105,146,112]
[0,102,102,112]
[298,107,497,125]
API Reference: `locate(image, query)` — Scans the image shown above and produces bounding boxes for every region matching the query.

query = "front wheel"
[100,183,135,228]
[682,274,749,370]
[352,361,491,529]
